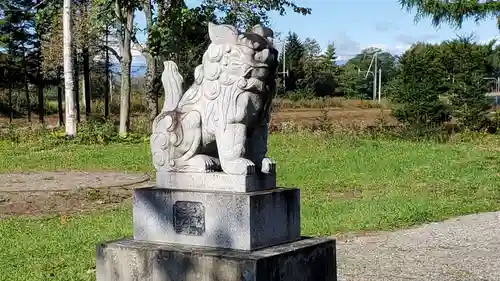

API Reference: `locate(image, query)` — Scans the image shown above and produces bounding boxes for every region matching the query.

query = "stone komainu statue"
[150,22,279,175]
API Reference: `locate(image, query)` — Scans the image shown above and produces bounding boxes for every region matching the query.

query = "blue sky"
[262,0,500,60]
[133,0,500,63]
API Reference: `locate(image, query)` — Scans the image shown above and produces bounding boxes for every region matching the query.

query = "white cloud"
[332,33,361,59]
[359,43,410,55]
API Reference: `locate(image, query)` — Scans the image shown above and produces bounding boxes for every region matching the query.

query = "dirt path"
[337,211,500,281]
[0,172,152,217]
[271,108,395,126]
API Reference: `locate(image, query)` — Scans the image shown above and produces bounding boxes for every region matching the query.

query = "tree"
[322,43,337,63]
[39,6,66,126]
[140,1,215,126]
[448,74,490,131]
[0,0,37,121]
[116,2,135,136]
[337,63,366,98]
[387,35,498,132]
[63,0,77,136]
[282,32,304,92]
[346,48,397,99]
[203,0,310,30]
[82,0,138,135]
[400,0,500,29]
[73,0,94,118]
[303,37,321,57]
[389,43,451,129]
[441,37,494,131]
[318,42,339,94]
[36,0,110,125]
[299,42,339,96]
[90,0,138,135]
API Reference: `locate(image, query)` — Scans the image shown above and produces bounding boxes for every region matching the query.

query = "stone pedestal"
[97,237,336,281]
[133,187,300,250]
[97,172,337,281]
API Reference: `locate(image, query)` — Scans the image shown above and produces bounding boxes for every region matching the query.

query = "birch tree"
[63,0,77,136]
[116,2,134,136]
[93,0,137,135]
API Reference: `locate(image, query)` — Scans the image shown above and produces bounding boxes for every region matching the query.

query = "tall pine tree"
[283,32,304,92]
[0,0,38,120]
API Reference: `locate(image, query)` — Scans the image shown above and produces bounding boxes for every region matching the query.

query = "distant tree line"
[278,32,398,100]
[279,31,500,133]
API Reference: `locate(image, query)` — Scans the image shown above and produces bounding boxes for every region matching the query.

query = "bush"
[75,119,119,145]
[389,43,452,128]
[287,88,315,101]
[449,79,491,131]
[391,89,452,129]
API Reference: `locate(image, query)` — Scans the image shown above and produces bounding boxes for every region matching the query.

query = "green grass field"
[1,133,500,280]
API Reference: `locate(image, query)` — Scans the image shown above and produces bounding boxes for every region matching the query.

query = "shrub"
[75,119,119,145]
[389,43,452,129]
[448,76,491,131]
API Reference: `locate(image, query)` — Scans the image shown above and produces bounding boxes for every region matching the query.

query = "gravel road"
[337,211,500,281]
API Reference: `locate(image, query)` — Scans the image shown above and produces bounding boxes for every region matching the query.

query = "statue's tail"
[161,60,184,112]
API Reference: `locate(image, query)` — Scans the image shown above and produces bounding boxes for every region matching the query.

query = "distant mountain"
[336,59,347,65]
[109,62,147,77]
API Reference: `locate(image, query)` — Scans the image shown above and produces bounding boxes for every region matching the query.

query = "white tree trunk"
[63,0,77,136]
[81,77,86,110]
[118,7,134,136]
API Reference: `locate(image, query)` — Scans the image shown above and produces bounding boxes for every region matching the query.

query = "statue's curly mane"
[177,42,274,133]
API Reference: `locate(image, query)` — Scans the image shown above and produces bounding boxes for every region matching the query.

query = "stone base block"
[156,171,276,192]
[96,237,337,281]
[133,187,300,250]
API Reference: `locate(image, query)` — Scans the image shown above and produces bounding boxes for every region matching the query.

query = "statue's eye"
[253,41,260,49]
[254,51,262,62]
[255,49,269,63]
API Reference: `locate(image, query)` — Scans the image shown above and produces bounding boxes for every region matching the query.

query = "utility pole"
[276,39,288,95]
[378,68,382,102]
[104,22,110,118]
[63,0,77,136]
[283,41,286,92]
[364,51,381,102]
[373,53,377,101]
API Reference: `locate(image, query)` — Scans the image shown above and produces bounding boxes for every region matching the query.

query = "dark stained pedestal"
[96,237,337,281]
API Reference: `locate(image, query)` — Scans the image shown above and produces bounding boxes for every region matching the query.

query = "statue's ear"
[251,24,274,39]
[208,22,238,44]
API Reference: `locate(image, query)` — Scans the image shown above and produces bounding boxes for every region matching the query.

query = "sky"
[130,0,500,65]
[261,0,500,61]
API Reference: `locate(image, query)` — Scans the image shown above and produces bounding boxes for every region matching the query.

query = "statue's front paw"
[221,158,255,175]
[261,157,276,174]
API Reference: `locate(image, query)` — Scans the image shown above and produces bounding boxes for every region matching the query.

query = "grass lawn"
[1,133,500,280]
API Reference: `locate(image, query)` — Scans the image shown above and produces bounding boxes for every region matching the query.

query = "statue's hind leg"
[172,111,220,172]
